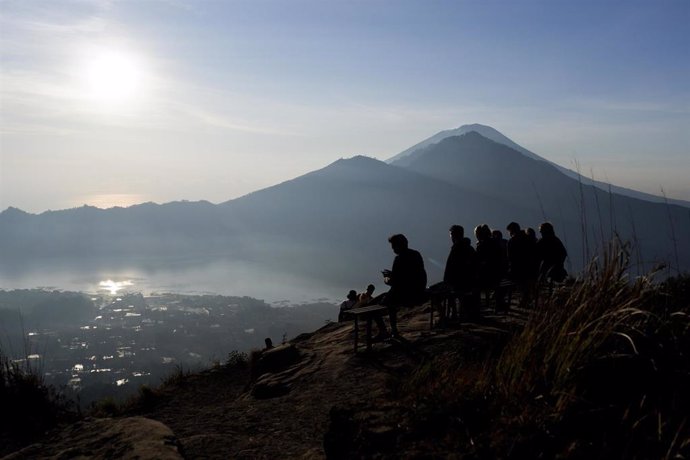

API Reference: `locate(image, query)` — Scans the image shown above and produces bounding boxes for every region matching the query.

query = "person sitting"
[338,290,358,322]
[357,284,376,306]
[375,234,427,339]
[536,222,568,283]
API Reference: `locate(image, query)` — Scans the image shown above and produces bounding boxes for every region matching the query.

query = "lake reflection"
[0,259,342,304]
[99,279,134,295]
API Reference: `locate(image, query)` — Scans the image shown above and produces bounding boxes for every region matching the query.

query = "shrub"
[396,238,690,458]
[491,238,690,457]
[0,350,76,455]
[226,350,249,368]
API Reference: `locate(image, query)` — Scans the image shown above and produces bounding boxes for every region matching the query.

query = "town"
[0,289,336,407]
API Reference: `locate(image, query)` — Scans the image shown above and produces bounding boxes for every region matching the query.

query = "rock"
[3,417,182,460]
[323,404,406,459]
[251,373,292,399]
[252,343,302,379]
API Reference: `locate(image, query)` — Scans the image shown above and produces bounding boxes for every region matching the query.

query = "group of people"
[443,221,568,314]
[339,221,568,339]
[337,284,376,322]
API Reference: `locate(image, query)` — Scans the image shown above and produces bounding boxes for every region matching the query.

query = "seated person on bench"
[356,284,376,307]
[338,290,358,322]
[374,234,427,340]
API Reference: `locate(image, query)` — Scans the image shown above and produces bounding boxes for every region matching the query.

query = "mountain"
[389,123,690,207]
[1,127,688,292]
[390,131,690,272]
[389,123,547,166]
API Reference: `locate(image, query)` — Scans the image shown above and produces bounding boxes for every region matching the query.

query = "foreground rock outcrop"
[4,417,182,460]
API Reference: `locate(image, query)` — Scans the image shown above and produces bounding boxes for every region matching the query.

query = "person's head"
[388,234,408,254]
[492,229,503,240]
[506,221,521,237]
[366,284,375,295]
[264,337,273,349]
[347,290,357,301]
[525,227,536,240]
[474,224,491,242]
[449,225,464,244]
[539,222,555,237]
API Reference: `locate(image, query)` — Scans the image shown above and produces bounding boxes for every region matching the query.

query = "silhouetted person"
[492,229,508,278]
[474,224,503,289]
[338,289,358,322]
[536,222,568,282]
[375,234,427,339]
[524,227,540,280]
[264,337,274,350]
[524,227,537,243]
[506,222,537,306]
[357,284,376,306]
[444,225,476,294]
[442,226,477,319]
[506,222,528,280]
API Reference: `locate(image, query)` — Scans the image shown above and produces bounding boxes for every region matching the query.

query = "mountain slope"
[217,155,537,283]
[389,124,690,207]
[388,123,547,166]
[392,131,690,273]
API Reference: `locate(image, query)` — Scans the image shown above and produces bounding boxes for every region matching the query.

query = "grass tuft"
[0,350,76,455]
[397,237,690,458]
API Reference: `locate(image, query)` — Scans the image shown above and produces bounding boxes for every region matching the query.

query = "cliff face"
[4,302,512,458]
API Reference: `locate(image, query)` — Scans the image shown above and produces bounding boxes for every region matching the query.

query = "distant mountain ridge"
[389,123,690,207]
[1,126,688,291]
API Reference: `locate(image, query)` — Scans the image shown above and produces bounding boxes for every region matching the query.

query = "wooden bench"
[427,286,455,329]
[342,304,389,353]
[429,279,517,325]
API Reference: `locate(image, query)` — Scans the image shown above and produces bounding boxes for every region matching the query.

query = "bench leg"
[366,318,373,351]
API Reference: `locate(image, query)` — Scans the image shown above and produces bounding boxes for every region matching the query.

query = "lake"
[0,259,343,305]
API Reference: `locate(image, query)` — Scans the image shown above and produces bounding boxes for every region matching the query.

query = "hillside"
[6,261,690,459]
[3,302,523,458]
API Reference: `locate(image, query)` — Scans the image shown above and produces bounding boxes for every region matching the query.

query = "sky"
[1,0,689,213]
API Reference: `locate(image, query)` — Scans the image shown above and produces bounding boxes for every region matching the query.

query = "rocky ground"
[3,303,522,459]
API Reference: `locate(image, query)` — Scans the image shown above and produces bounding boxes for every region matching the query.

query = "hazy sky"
[1,0,689,213]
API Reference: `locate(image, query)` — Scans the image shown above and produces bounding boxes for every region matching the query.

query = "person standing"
[444,225,476,293]
[536,222,568,282]
[506,222,537,307]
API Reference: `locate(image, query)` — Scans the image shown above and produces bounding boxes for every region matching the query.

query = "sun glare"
[99,279,134,295]
[76,193,148,209]
[80,47,146,105]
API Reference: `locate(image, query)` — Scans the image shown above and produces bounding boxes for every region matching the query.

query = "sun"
[80,48,146,105]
